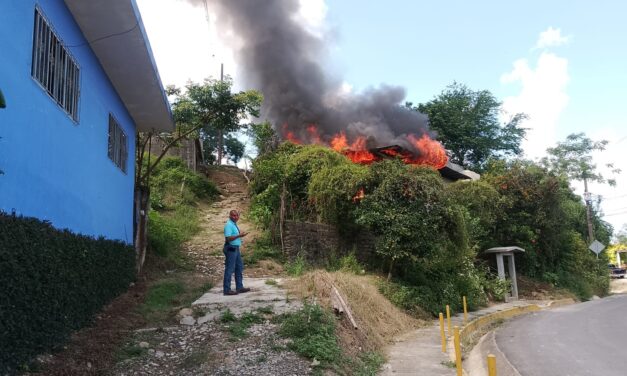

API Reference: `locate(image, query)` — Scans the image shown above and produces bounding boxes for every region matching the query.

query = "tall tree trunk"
[387,259,395,281]
[134,185,150,275]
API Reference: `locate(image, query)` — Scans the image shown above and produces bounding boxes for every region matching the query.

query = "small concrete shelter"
[483,246,525,300]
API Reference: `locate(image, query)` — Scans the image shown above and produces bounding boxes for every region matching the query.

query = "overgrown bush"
[148,205,199,260]
[147,156,218,210]
[146,156,212,261]
[0,213,135,373]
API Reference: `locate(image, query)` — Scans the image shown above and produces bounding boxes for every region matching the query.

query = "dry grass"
[288,270,425,356]
[517,275,577,301]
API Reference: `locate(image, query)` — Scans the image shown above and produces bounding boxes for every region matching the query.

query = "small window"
[31,8,80,121]
[108,115,128,173]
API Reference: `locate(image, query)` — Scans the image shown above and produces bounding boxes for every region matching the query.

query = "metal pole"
[439,313,446,353]
[487,354,497,376]
[584,178,595,244]
[462,296,468,323]
[446,305,451,336]
[454,326,462,376]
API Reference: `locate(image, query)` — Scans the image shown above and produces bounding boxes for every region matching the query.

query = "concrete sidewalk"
[380,300,553,376]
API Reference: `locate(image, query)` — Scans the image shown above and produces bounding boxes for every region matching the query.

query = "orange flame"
[407,134,448,169]
[352,187,365,203]
[282,125,448,169]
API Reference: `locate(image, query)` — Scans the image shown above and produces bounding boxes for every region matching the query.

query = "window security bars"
[108,115,128,173]
[31,9,80,121]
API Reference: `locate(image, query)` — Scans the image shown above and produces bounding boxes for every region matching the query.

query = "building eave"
[64,0,174,132]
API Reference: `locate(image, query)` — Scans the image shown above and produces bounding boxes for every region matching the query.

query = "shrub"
[148,204,199,261]
[0,213,135,373]
[147,156,218,209]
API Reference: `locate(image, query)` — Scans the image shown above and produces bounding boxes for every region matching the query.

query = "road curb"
[447,304,542,375]
[454,298,577,375]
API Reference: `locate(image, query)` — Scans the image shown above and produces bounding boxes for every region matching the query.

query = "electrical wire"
[67,22,139,48]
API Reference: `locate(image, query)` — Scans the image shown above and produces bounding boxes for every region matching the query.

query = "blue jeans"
[223,245,244,293]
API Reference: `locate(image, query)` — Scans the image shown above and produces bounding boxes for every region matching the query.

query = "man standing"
[223,210,250,296]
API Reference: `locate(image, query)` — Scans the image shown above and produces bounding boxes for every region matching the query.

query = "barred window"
[31,8,80,121]
[108,115,128,173]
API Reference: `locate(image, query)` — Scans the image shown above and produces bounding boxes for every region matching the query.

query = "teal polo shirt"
[224,219,242,246]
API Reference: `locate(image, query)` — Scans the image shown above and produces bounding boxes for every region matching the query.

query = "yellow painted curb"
[447,304,542,375]
[459,304,541,345]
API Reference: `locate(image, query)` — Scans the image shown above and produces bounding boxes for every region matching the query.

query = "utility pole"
[583,177,595,244]
[216,63,224,165]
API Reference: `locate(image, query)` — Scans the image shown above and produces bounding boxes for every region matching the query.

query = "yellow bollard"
[454,326,462,376]
[487,354,497,376]
[446,305,451,335]
[439,312,446,352]
[463,296,468,323]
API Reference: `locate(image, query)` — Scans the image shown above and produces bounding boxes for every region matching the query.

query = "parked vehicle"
[608,264,626,279]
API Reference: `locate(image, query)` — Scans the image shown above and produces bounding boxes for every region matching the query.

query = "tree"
[200,127,246,165]
[133,78,261,274]
[542,133,621,243]
[246,121,278,157]
[412,82,527,171]
[0,88,6,108]
[183,77,262,165]
[355,160,453,280]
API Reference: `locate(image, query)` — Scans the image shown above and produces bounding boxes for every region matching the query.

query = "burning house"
[201,0,478,182]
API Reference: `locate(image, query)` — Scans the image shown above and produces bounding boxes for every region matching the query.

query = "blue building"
[0,0,174,243]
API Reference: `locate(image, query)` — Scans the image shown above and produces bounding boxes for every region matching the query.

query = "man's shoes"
[223,291,238,296]
[236,288,251,293]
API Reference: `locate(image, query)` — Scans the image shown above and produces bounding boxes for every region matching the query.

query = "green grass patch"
[219,310,264,340]
[142,281,185,312]
[285,255,308,277]
[243,233,284,265]
[148,204,199,264]
[115,343,148,361]
[138,277,211,324]
[277,303,340,365]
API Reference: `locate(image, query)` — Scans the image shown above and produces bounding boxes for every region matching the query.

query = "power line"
[67,22,139,48]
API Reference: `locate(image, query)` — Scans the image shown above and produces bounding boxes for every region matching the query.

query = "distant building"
[0,0,174,243]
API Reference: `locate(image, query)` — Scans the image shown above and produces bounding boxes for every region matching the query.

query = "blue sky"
[137,0,627,234]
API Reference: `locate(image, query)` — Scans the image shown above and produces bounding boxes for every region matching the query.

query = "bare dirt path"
[111,166,311,376]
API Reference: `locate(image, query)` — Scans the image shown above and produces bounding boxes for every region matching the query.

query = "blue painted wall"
[0,0,136,243]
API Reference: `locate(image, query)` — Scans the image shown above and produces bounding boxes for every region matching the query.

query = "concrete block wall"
[283,220,378,266]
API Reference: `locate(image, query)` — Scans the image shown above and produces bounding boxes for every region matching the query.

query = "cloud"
[500,52,570,159]
[535,27,571,49]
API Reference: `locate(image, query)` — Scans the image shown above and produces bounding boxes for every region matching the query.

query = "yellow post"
[487,354,497,376]
[463,296,468,323]
[454,326,462,376]
[439,312,446,352]
[446,305,451,335]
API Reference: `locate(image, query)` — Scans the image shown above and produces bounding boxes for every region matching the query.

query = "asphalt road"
[496,294,627,376]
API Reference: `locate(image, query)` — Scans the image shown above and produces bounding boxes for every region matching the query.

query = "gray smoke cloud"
[194,0,433,153]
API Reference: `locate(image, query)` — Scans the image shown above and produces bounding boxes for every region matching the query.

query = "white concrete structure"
[484,246,525,300]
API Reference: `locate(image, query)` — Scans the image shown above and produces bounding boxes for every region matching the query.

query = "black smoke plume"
[192,0,432,152]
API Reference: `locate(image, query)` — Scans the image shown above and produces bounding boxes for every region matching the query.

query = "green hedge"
[0,213,136,373]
